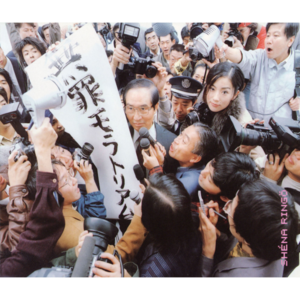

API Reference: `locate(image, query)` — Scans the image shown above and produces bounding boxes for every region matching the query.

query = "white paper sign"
[26,24,140,219]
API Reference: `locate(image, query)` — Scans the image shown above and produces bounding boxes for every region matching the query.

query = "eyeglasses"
[223,200,233,218]
[125,105,153,116]
[59,168,75,189]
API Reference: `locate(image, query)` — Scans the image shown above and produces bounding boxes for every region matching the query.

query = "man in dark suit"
[140,28,161,59]
[0,45,27,94]
[123,78,178,175]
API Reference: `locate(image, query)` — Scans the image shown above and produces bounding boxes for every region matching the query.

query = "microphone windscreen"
[71,236,95,277]
[138,127,148,138]
[133,164,145,182]
[152,23,173,37]
[140,138,150,149]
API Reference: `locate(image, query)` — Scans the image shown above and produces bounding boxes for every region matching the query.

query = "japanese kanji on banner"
[25,24,140,219]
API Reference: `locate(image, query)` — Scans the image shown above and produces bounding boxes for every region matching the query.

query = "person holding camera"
[256,150,300,216]
[236,23,266,50]
[52,157,106,255]
[198,179,299,277]
[0,147,37,253]
[0,118,65,277]
[157,76,203,135]
[50,144,106,219]
[220,23,300,124]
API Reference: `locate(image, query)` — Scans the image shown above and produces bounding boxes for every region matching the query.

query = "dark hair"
[14,23,35,31]
[234,179,300,261]
[203,61,245,104]
[158,33,174,42]
[105,50,113,57]
[123,78,159,108]
[247,23,258,33]
[113,23,120,34]
[141,173,199,253]
[144,27,155,40]
[0,69,13,101]
[42,23,50,32]
[181,26,190,40]
[211,152,259,199]
[15,37,46,67]
[191,123,219,165]
[170,44,185,54]
[25,160,38,200]
[192,62,210,77]
[266,23,299,39]
[0,87,8,103]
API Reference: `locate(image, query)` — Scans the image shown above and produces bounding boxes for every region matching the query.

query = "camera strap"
[292,49,300,120]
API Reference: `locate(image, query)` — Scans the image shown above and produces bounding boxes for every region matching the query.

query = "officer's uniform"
[157,76,202,135]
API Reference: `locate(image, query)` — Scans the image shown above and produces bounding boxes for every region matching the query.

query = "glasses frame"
[125,105,153,116]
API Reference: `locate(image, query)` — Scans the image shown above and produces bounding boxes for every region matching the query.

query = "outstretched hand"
[8,151,31,187]
[92,253,122,277]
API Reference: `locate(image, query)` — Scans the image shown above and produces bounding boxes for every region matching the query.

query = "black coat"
[129,122,178,175]
[8,56,27,94]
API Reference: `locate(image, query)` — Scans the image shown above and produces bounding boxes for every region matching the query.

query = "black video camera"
[126,56,157,78]
[29,218,119,277]
[185,102,216,127]
[189,23,203,39]
[10,137,35,163]
[224,23,244,47]
[188,46,215,63]
[0,102,34,162]
[220,116,300,161]
[97,23,113,45]
[73,142,94,163]
[187,23,215,63]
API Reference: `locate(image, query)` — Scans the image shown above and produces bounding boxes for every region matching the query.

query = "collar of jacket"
[198,91,246,135]
[214,256,283,276]
[62,206,84,221]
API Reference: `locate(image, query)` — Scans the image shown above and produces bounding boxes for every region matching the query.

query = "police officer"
[157,76,202,135]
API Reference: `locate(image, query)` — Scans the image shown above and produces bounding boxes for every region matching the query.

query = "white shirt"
[238,49,296,124]
[4,57,22,96]
[133,123,157,150]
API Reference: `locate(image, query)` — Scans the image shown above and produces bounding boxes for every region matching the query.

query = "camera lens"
[81,143,94,158]
[185,111,200,126]
[145,65,157,78]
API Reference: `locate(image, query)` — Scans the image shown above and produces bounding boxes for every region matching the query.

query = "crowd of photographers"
[0,22,300,277]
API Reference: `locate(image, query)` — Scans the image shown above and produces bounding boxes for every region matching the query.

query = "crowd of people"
[0,22,300,277]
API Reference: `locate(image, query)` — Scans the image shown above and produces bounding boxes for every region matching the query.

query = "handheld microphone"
[139,127,156,146]
[130,189,141,204]
[152,22,173,37]
[71,236,95,277]
[140,138,150,156]
[133,164,147,187]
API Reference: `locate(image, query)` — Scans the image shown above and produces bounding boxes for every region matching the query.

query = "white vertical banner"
[26,24,140,219]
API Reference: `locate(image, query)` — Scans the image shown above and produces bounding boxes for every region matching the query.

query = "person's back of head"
[141,173,197,253]
[234,179,300,261]
[211,152,259,199]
